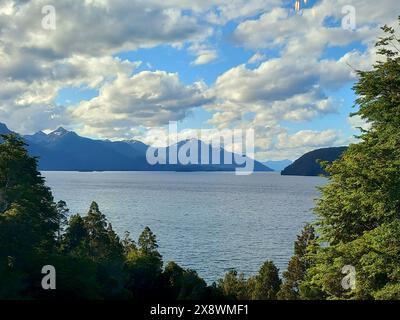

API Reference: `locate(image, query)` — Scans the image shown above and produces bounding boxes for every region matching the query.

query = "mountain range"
[0,123,272,172]
[281,146,348,176]
[263,159,293,172]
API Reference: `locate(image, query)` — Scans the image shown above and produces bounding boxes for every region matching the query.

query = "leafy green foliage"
[217,261,281,300]
[217,270,250,299]
[249,261,281,300]
[55,200,69,241]
[163,261,212,300]
[0,134,58,254]
[300,17,400,300]
[0,134,58,298]
[278,224,317,300]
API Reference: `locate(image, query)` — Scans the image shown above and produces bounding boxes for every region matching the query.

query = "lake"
[42,171,326,283]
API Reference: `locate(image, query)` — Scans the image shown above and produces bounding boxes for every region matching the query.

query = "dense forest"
[1,19,400,300]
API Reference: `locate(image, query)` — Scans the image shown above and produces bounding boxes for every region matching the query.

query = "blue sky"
[0,0,397,160]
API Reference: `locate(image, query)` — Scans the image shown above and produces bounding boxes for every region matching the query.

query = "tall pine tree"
[301,17,400,300]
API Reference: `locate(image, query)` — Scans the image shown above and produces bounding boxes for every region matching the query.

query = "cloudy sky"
[0,0,398,160]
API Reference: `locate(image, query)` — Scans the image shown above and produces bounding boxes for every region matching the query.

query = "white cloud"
[192,51,218,65]
[248,52,266,64]
[0,0,397,160]
[0,0,209,133]
[201,0,398,158]
[276,129,342,150]
[1,0,277,134]
[252,127,347,160]
[347,114,371,131]
[188,40,218,65]
[233,1,398,52]
[207,56,340,130]
[0,53,141,133]
[71,71,213,138]
[1,0,206,58]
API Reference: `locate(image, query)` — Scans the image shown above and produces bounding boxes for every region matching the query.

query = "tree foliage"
[300,17,400,300]
[217,260,281,300]
[278,224,317,300]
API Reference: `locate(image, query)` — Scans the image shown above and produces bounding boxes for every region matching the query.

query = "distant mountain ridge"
[263,159,293,172]
[0,123,272,172]
[281,147,348,176]
[0,123,12,134]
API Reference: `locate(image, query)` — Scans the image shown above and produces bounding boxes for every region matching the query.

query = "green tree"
[0,134,58,298]
[122,231,137,255]
[83,201,123,261]
[278,224,317,300]
[62,203,127,299]
[217,270,250,300]
[138,226,160,257]
[0,134,58,254]
[163,261,209,300]
[55,200,69,241]
[62,214,89,256]
[301,18,400,299]
[249,261,281,300]
[124,227,163,300]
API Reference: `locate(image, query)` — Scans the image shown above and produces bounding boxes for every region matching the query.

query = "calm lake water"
[42,171,326,283]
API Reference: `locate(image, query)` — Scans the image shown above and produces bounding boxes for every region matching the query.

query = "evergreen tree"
[122,231,137,255]
[249,261,281,300]
[61,203,127,298]
[0,134,58,254]
[0,134,58,298]
[55,200,69,240]
[138,226,160,257]
[124,227,163,300]
[278,224,316,300]
[163,262,209,300]
[83,201,123,261]
[301,17,400,299]
[217,270,250,300]
[62,214,89,255]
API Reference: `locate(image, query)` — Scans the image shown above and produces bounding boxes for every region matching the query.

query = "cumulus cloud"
[0,51,141,132]
[0,0,209,133]
[248,52,266,64]
[0,0,397,159]
[255,127,347,160]
[276,129,342,150]
[192,51,218,65]
[233,0,398,52]
[71,71,213,138]
[188,41,218,65]
[201,0,398,159]
[206,57,339,132]
[0,0,278,135]
[1,0,205,58]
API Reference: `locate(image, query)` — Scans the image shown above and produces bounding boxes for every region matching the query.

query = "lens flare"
[295,0,308,11]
